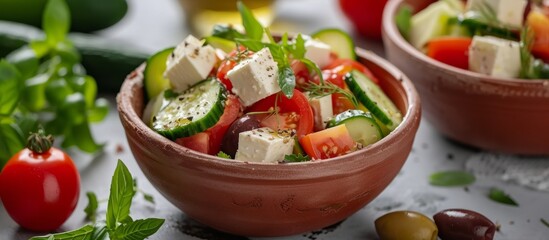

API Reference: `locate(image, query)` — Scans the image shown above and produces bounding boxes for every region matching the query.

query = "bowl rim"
[382,0,549,87]
[117,48,421,177]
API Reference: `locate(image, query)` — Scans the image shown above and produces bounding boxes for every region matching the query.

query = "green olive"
[375,211,438,240]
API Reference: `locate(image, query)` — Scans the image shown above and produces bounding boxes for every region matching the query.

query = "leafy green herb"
[84,192,99,222]
[0,123,25,168]
[304,81,359,107]
[284,153,311,162]
[32,160,165,240]
[541,218,549,228]
[278,66,296,99]
[237,1,264,41]
[143,193,155,204]
[395,4,413,40]
[217,151,232,159]
[488,187,518,206]
[211,24,246,41]
[43,0,70,45]
[429,170,476,186]
[0,60,23,116]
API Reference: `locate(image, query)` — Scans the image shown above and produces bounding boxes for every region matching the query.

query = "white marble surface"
[1,0,548,239]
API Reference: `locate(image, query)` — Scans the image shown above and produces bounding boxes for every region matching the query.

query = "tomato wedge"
[299,124,356,160]
[426,37,472,70]
[527,11,549,64]
[247,90,314,138]
[324,58,379,85]
[176,95,242,154]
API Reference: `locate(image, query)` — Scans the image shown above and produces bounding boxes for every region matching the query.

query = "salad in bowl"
[141,3,403,163]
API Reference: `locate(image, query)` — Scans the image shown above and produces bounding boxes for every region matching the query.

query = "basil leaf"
[107,159,136,229]
[54,40,81,63]
[143,193,155,204]
[88,98,109,123]
[237,1,264,40]
[299,58,324,83]
[113,218,165,240]
[217,151,231,159]
[265,43,288,67]
[6,46,39,79]
[91,225,109,240]
[0,60,23,116]
[211,24,246,41]
[45,78,73,106]
[292,34,306,59]
[67,75,97,108]
[284,153,310,162]
[84,192,99,222]
[429,170,476,186]
[60,93,87,125]
[13,112,39,141]
[278,66,296,99]
[395,4,413,40]
[488,188,518,206]
[0,123,25,168]
[21,73,49,111]
[30,40,52,58]
[29,224,94,240]
[43,0,70,45]
[68,121,103,153]
[234,38,265,52]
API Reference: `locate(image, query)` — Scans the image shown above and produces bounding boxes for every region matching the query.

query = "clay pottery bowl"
[116,48,421,237]
[383,0,549,155]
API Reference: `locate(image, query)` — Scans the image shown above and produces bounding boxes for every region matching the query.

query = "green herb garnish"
[429,170,476,186]
[303,81,359,108]
[488,187,519,206]
[217,151,232,159]
[84,192,99,222]
[32,160,164,240]
[284,153,311,162]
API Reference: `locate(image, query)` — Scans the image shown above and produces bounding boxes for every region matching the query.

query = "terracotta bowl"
[383,0,549,155]
[116,49,421,237]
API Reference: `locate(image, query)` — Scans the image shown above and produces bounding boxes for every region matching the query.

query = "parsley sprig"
[31,160,164,240]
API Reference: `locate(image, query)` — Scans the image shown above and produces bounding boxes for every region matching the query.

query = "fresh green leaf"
[395,4,413,40]
[265,43,288,67]
[143,193,155,204]
[0,60,23,116]
[429,170,476,186]
[107,160,136,230]
[217,151,231,159]
[60,93,87,125]
[278,66,296,99]
[211,24,246,41]
[488,188,518,206]
[91,225,109,240]
[284,154,310,162]
[234,38,265,52]
[84,192,99,222]
[30,224,95,240]
[30,40,52,58]
[54,40,81,63]
[299,58,324,83]
[541,218,549,229]
[70,121,103,154]
[88,98,109,123]
[113,218,165,240]
[6,46,40,79]
[45,78,73,105]
[303,81,358,107]
[205,36,237,53]
[237,1,264,40]
[292,34,306,59]
[43,0,70,45]
[20,73,49,111]
[0,123,25,168]
[12,112,39,141]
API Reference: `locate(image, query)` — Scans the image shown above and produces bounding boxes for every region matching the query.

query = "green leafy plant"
[31,160,165,240]
[284,153,311,162]
[429,170,476,187]
[217,151,232,159]
[0,0,108,169]
[488,187,518,206]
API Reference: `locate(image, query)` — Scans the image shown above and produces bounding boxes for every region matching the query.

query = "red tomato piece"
[0,133,80,232]
[426,37,473,70]
[247,90,314,138]
[527,11,549,64]
[324,58,380,85]
[176,95,242,154]
[299,124,356,160]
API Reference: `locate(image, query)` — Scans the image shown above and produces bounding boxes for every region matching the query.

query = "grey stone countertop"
[1,0,548,239]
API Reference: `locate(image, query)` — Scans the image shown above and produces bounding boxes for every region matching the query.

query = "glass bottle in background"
[178,0,275,37]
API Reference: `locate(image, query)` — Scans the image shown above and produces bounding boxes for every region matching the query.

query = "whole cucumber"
[0,0,128,33]
[0,21,148,93]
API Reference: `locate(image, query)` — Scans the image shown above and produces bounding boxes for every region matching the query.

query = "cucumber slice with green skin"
[326,110,383,146]
[345,70,402,131]
[152,79,227,140]
[205,36,237,53]
[144,47,174,100]
[311,28,356,60]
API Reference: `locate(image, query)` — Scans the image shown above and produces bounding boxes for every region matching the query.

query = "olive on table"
[375,211,438,240]
[220,115,261,157]
[433,209,496,240]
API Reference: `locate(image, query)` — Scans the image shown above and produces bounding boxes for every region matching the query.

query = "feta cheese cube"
[235,127,295,163]
[307,94,333,131]
[469,35,521,78]
[164,35,217,92]
[305,39,332,68]
[227,48,280,106]
[466,0,527,28]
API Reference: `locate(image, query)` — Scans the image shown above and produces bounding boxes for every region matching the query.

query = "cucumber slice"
[205,36,237,53]
[144,47,174,100]
[345,70,402,131]
[311,28,356,60]
[151,79,227,140]
[326,110,383,146]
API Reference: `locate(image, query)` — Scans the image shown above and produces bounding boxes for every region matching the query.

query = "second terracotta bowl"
[383,0,549,155]
[117,49,420,237]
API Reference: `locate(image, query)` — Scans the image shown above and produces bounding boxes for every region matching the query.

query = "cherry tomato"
[0,130,80,231]
[247,90,314,138]
[527,10,549,64]
[291,59,317,90]
[324,58,380,85]
[427,37,472,69]
[299,124,356,160]
[216,47,253,91]
[339,0,388,39]
[176,95,242,154]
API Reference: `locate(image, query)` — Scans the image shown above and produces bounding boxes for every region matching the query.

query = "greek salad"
[142,3,402,163]
[399,0,549,79]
